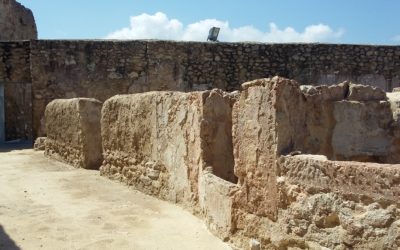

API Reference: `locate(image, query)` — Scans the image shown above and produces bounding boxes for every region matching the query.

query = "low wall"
[301,83,395,162]
[279,155,400,202]
[100,90,236,206]
[45,98,102,169]
[40,77,400,249]
[226,77,400,249]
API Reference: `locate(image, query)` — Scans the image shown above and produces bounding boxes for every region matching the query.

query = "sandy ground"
[0,147,232,250]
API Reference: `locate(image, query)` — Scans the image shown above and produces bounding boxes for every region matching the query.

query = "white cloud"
[106,12,344,43]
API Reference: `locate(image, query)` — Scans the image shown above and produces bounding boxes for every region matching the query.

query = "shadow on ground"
[0,225,20,250]
[0,140,33,153]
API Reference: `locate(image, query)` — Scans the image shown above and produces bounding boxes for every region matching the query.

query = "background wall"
[0,41,31,140]
[29,40,400,138]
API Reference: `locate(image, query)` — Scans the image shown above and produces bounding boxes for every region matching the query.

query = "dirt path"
[0,148,231,250]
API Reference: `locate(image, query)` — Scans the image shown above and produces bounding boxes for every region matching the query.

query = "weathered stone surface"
[2,37,400,140]
[347,83,387,101]
[4,81,32,140]
[36,76,400,250]
[45,98,102,169]
[0,0,37,41]
[272,155,400,249]
[227,77,400,249]
[28,40,400,138]
[279,155,400,203]
[299,81,395,162]
[33,136,46,151]
[232,76,306,220]
[0,42,32,141]
[199,170,237,239]
[388,91,400,120]
[332,100,392,161]
[386,91,400,164]
[100,90,236,206]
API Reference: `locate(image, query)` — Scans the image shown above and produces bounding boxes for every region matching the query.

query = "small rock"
[249,239,261,250]
[128,72,139,78]
[34,137,46,151]
[362,207,395,228]
[147,169,160,180]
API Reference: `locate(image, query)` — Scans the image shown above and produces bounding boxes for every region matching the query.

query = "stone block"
[199,170,237,239]
[33,136,46,151]
[278,154,400,203]
[100,90,236,204]
[347,83,386,101]
[230,77,400,249]
[332,100,392,161]
[45,98,103,169]
[232,76,306,220]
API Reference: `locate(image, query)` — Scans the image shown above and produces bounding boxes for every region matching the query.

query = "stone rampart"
[29,40,400,138]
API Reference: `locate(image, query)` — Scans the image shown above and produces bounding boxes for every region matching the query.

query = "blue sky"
[18,0,400,44]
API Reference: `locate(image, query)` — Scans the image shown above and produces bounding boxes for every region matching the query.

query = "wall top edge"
[0,39,397,48]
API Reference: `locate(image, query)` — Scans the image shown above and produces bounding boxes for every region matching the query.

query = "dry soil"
[0,147,231,250]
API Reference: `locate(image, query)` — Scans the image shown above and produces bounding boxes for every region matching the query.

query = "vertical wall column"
[0,82,4,142]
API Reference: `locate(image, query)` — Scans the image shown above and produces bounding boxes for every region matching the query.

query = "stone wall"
[40,77,400,249]
[29,40,400,138]
[0,0,37,41]
[100,90,236,206]
[45,98,103,169]
[0,41,31,140]
[226,77,400,249]
[301,83,395,162]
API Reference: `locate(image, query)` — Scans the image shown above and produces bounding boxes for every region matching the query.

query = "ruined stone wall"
[227,77,400,249]
[40,77,400,249]
[29,40,400,138]
[45,98,103,169]
[0,41,31,140]
[0,0,37,41]
[100,90,236,206]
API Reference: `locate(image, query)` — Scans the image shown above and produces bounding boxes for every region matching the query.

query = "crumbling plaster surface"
[45,98,102,169]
